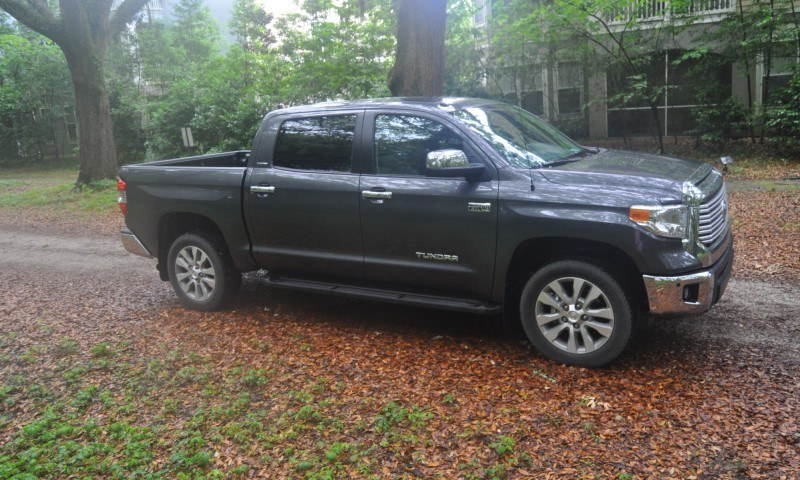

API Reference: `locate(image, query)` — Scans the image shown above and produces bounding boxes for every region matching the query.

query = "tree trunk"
[760,0,777,144]
[64,50,118,185]
[737,0,756,143]
[648,101,665,154]
[388,0,447,96]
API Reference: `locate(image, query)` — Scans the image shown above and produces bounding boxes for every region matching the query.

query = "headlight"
[629,204,688,239]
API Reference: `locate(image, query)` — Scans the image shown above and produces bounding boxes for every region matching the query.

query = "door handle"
[362,190,392,200]
[251,185,275,194]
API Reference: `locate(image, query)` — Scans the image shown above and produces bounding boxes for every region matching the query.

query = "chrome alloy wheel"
[534,277,615,354]
[174,246,217,302]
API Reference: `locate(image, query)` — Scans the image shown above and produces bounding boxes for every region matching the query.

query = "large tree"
[388,0,447,96]
[0,0,149,185]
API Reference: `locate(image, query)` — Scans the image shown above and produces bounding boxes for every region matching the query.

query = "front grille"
[698,184,729,246]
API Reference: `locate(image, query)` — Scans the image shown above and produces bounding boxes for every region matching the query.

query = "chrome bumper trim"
[643,241,733,316]
[643,270,714,315]
[121,230,153,258]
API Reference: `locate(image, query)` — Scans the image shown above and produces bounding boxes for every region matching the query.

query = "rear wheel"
[520,260,632,367]
[167,232,241,311]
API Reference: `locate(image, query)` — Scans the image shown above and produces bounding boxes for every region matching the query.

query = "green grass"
[0,164,117,216]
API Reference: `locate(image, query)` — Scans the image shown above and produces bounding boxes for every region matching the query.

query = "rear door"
[358,110,499,298]
[246,111,364,279]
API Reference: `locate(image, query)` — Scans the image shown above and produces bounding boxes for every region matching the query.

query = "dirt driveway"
[1,224,799,478]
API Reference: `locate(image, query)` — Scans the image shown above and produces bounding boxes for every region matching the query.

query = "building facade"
[476,0,800,139]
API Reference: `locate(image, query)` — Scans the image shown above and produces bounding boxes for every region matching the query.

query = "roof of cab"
[269,97,504,116]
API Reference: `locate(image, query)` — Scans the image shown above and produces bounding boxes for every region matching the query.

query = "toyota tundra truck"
[118,98,733,367]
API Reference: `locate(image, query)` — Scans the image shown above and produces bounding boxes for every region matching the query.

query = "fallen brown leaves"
[2,254,799,478]
[1,160,799,478]
[729,189,800,280]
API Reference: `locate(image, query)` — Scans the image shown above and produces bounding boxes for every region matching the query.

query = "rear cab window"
[273,115,357,172]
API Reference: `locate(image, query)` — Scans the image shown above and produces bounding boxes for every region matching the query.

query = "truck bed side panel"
[122,165,255,272]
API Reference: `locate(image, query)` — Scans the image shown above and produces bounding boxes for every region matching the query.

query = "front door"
[358,111,499,298]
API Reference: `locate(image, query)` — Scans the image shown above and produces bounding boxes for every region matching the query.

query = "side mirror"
[425,149,487,181]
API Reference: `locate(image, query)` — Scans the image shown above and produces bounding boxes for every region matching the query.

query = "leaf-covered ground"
[0,161,798,479]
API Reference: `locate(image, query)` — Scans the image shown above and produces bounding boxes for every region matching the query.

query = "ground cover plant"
[0,155,798,478]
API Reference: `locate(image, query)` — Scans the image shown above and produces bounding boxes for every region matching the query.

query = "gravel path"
[2,225,798,363]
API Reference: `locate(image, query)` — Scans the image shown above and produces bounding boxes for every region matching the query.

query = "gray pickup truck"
[118,98,733,367]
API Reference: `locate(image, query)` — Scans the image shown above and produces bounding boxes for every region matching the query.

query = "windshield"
[453,103,584,168]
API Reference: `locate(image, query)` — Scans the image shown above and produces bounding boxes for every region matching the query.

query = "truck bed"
[139,150,251,168]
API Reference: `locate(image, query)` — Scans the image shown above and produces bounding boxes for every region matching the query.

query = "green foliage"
[483,0,552,106]
[692,97,749,146]
[374,401,432,433]
[765,67,800,144]
[138,1,224,160]
[230,0,275,54]
[489,435,515,456]
[105,28,147,166]
[275,0,395,104]
[90,342,114,358]
[0,27,73,163]
[128,0,395,160]
[53,339,79,357]
[172,0,223,64]
[241,368,270,388]
[445,0,488,97]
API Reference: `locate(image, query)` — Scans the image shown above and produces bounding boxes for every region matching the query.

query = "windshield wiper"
[545,149,591,167]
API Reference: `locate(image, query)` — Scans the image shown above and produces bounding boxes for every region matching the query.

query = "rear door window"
[273,115,357,172]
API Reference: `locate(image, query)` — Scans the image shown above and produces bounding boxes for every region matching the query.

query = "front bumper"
[643,238,733,316]
[121,229,153,258]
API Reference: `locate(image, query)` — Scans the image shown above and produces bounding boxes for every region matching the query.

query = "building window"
[764,43,799,101]
[557,62,583,115]
[497,64,545,116]
[474,1,491,27]
[606,50,731,137]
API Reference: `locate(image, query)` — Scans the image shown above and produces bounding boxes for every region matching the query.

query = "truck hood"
[537,149,712,203]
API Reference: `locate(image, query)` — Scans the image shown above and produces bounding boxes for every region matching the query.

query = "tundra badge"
[416,252,459,262]
[468,202,491,213]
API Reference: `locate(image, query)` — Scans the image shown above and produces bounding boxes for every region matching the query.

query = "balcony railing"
[602,0,734,25]
[111,0,164,11]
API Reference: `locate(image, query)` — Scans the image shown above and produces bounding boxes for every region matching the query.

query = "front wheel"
[167,232,241,311]
[520,260,632,367]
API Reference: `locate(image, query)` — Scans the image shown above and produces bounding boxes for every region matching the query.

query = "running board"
[262,275,502,315]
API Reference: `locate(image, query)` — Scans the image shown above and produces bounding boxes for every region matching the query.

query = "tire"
[519,260,632,367]
[167,232,241,311]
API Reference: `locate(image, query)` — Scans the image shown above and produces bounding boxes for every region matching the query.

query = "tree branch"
[109,0,150,38]
[0,0,62,40]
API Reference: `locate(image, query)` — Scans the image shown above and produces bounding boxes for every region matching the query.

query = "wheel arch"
[157,213,228,281]
[503,237,647,323]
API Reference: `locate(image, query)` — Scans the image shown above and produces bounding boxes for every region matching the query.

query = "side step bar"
[262,274,502,315]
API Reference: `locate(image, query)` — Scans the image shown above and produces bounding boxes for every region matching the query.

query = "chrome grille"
[698,184,729,246]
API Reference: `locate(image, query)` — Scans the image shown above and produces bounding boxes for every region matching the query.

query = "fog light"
[682,284,699,303]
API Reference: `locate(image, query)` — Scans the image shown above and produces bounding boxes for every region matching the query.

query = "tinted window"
[273,115,356,172]
[374,115,464,175]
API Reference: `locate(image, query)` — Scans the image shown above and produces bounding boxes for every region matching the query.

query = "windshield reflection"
[454,104,583,168]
